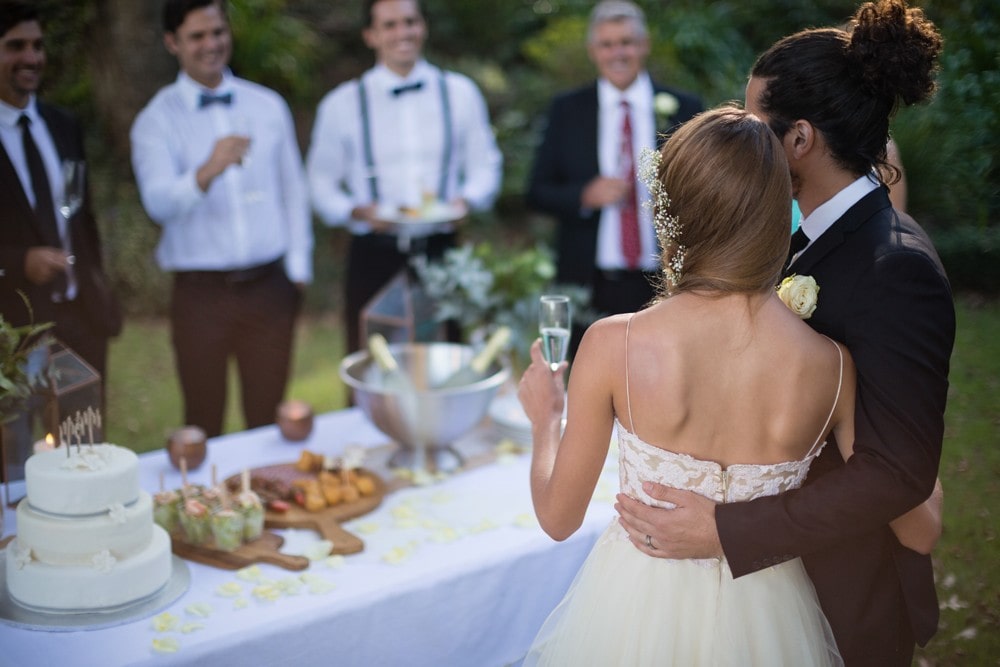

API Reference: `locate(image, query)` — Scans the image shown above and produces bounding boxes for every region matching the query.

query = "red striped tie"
[619,101,640,269]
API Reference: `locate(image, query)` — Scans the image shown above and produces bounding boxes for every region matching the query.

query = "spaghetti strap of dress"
[624,314,636,438]
[804,337,845,460]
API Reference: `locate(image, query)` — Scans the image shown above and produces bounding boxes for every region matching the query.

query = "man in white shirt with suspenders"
[307,0,502,355]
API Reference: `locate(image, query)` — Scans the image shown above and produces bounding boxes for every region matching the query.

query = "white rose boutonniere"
[777,274,820,319]
[654,92,679,120]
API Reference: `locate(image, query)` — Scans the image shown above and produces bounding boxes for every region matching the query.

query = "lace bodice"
[615,418,825,507]
[617,313,842,508]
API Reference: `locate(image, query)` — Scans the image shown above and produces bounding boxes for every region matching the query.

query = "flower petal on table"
[215,582,243,597]
[152,612,179,632]
[184,602,213,618]
[152,637,180,654]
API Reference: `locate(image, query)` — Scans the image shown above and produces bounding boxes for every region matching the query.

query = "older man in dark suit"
[0,1,120,379]
[527,0,701,331]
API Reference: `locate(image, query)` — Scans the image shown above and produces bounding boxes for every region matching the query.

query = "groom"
[615,14,954,666]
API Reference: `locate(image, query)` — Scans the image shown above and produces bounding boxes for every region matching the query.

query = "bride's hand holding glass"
[518,339,567,428]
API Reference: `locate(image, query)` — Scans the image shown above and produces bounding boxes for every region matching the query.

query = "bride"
[517,105,939,665]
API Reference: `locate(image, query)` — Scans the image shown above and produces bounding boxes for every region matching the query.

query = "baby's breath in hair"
[639,148,684,291]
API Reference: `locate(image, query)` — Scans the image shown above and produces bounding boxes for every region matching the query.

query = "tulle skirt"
[524,522,842,666]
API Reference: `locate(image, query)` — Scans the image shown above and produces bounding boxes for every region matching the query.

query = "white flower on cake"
[92,549,117,573]
[60,446,112,472]
[108,502,127,524]
[12,541,33,570]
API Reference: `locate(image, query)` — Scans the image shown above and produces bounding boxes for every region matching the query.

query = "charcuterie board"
[171,530,309,571]
[223,464,386,555]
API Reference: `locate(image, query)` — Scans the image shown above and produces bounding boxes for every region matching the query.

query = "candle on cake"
[33,433,56,454]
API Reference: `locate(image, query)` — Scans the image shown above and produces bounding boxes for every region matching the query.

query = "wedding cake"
[5,444,173,612]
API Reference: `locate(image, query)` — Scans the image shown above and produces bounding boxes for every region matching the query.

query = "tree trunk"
[88,0,175,161]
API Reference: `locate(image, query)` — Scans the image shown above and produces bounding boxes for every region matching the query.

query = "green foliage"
[931,226,1000,294]
[228,0,327,105]
[105,316,347,451]
[645,4,755,104]
[33,1,1000,313]
[411,242,590,367]
[913,296,1000,663]
[0,309,53,424]
[91,175,171,317]
[893,1,1000,229]
[521,15,592,86]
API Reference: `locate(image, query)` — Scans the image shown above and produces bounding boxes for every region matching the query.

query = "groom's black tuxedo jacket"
[525,81,702,286]
[0,102,120,339]
[717,187,955,664]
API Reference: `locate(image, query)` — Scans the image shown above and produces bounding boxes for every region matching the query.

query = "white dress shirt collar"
[176,69,236,110]
[0,94,39,129]
[597,71,653,110]
[799,174,880,249]
[370,60,435,94]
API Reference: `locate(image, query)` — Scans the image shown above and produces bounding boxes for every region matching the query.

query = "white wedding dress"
[524,331,844,666]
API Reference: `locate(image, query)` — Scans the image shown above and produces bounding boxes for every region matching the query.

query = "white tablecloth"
[0,408,619,667]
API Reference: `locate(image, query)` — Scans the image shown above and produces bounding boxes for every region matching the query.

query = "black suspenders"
[357,77,379,202]
[436,73,452,201]
[356,70,453,203]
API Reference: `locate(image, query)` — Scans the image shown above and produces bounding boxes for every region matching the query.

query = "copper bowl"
[276,399,314,441]
[167,426,207,470]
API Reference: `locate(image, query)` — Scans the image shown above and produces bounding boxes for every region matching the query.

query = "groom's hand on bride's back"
[615,484,723,559]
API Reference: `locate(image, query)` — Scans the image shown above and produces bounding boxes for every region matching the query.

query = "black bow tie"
[391,81,424,97]
[199,91,233,108]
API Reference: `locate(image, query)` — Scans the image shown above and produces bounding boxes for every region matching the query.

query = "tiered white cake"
[6,444,173,612]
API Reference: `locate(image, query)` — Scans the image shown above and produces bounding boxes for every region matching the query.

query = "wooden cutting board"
[224,464,387,555]
[171,530,309,571]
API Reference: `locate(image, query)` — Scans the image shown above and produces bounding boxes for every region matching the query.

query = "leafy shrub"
[931,226,1000,294]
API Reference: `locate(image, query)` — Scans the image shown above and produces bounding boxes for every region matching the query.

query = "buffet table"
[0,407,619,667]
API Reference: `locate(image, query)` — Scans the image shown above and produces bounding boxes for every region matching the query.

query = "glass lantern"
[1,340,102,507]
[361,269,444,346]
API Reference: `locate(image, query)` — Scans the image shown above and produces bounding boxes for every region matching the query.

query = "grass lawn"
[105,314,347,453]
[104,297,998,664]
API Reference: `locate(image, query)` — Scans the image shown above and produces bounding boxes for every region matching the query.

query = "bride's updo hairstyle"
[750,0,942,182]
[653,105,791,298]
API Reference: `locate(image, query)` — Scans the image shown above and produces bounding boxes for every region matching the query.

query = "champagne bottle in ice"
[367,333,416,393]
[434,326,512,389]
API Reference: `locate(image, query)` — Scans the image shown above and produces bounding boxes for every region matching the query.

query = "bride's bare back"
[609,291,854,468]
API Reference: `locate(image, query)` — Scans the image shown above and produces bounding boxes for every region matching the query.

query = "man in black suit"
[0,1,120,380]
[616,4,952,664]
[526,0,701,329]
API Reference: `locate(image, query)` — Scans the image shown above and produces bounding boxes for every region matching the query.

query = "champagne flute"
[55,160,84,292]
[59,159,85,220]
[539,295,571,372]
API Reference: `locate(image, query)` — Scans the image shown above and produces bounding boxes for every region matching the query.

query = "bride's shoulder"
[577,313,630,350]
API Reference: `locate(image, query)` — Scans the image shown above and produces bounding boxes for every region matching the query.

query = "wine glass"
[539,295,571,371]
[59,159,85,220]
